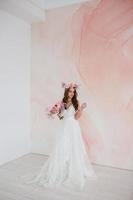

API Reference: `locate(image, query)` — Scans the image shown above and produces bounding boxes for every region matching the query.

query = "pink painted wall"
[31,0,133,170]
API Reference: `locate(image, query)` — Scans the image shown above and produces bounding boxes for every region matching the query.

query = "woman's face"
[68,87,75,99]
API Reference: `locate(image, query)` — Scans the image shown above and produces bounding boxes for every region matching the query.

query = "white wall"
[0,10,31,165]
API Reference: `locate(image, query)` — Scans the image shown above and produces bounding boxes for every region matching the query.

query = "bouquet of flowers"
[45,100,65,120]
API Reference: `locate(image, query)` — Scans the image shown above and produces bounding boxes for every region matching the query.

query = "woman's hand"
[74,102,87,120]
[81,102,87,110]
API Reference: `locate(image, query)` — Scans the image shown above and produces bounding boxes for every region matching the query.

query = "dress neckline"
[66,104,73,110]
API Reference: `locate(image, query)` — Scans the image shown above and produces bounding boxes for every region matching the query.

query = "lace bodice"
[62,105,76,119]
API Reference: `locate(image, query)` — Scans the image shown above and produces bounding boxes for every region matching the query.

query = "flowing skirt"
[20,117,97,190]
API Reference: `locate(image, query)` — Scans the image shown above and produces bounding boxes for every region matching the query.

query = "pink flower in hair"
[61,82,80,89]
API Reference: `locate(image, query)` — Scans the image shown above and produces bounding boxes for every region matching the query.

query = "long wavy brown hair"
[62,87,79,111]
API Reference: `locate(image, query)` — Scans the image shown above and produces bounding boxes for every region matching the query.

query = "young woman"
[24,82,97,190]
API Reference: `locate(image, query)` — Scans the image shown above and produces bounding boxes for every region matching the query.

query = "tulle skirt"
[20,117,98,190]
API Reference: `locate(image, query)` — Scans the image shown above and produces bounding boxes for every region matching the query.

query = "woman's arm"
[74,101,87,120]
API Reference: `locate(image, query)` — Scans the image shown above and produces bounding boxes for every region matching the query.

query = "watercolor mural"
[31,0,133,170]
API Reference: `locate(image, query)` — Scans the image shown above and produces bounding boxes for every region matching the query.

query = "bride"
[22,82,97,190]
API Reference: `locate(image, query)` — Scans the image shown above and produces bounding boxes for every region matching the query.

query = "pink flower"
[61,82,80,89]
[45,100,65,119]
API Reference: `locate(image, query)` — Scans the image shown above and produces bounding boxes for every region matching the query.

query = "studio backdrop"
[31,0,133,170]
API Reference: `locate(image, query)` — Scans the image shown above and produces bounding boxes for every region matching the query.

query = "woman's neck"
[67,101,72,106]
[67,98,72,103]
[65,98,72,108]
[65,99,72,109]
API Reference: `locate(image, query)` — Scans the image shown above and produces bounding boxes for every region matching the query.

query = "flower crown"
[61,82,80,89]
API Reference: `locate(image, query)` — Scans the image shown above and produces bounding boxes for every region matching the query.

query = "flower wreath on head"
[45,81,80,120]
[61,81,80,89]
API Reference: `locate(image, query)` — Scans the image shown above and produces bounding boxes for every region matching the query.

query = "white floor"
[0,153,133,200]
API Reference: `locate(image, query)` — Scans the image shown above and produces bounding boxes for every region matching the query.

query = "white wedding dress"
[21,105,97,190]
